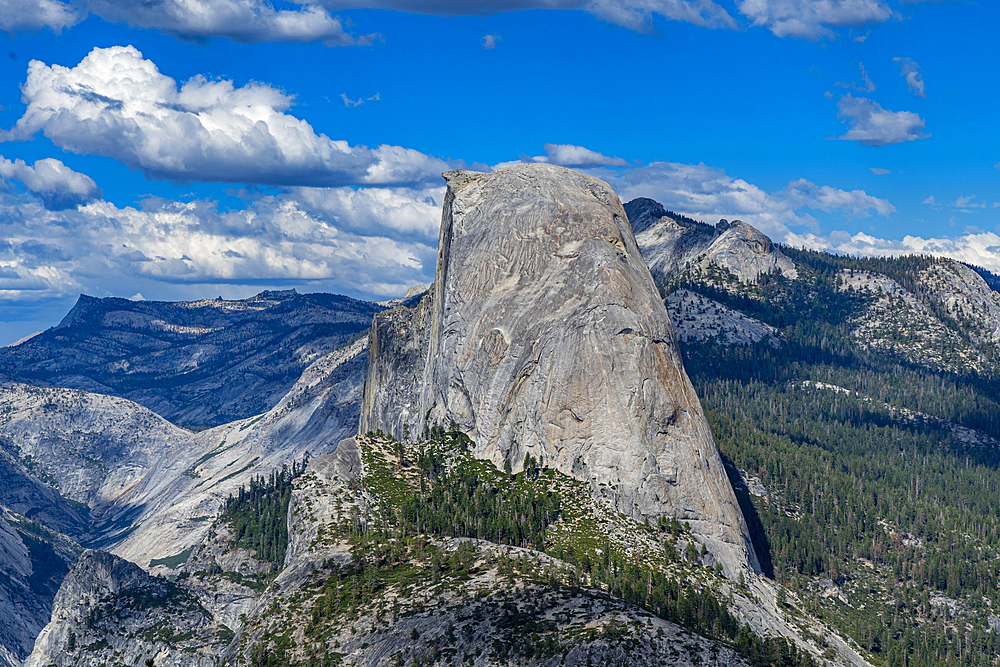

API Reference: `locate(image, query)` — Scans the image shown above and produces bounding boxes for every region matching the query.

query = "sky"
[0,0,998,345]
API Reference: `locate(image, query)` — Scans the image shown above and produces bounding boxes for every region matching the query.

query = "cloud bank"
[2,0,908,42]
[787,230,1000,275]
[587,160,895,240]
[0,156,102,210]
[0,184,440,304]
[4,46,452,187]
[1,0,362,43]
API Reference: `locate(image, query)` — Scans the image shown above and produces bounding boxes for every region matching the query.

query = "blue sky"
[0,0,997,345]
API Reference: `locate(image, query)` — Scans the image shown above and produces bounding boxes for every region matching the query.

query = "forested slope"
[670,245,1000,667]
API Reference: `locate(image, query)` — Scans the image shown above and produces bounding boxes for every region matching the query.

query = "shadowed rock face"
[362,163,759,576]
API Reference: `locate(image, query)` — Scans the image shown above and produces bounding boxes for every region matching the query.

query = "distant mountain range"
[0,290,382,428]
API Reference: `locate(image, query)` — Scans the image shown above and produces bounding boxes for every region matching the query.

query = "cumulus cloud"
[893,57,926,98]
[834,94,928,147]
[736,0,893,40]
[529,144,631,168]
[3,46,452,187]
[786,229,1000,275]
[589,160,894,240]
[2,0,362,44]
[288,185,445,238]
[0,156,102,210]
[0,0,80,32]
[483,34,499,48]
[316,0,737,33]
[0,184,438,304]
[784,178,896,217]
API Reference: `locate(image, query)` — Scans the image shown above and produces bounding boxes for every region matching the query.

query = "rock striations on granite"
[361,163,759,577]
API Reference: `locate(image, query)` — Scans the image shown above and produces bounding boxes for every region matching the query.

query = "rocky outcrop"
[705,220,798,283]
[24,550,226,667]
[666,289,779,347]
[920,260,1000,345]
[625,198,797,286]
[361,164,759,576]
[0,290,381,428]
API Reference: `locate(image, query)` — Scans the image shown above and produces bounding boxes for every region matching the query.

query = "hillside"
[0,290,381,428]
[629,204,1000,667]
[26,431,867,667]
[0,339,368,667]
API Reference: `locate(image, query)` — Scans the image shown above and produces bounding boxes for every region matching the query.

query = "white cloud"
[589,161,894,240]
[0,0,80,32]
[0,156,102,210]
[3,46,452,187]
[953,194,976,208]
[532,144,631,168]
[922,195,938,205]
[893,56,926,98]
[483,34,500,48]
[835,61,876,92]
[341,92,381,107]
[870,167,891,175]
[786,229,1000,275]
[2,0,362,43]
[0,185,438,303]
[736,0,893,40]
[288,185,445,238]
[316,0,737,33]
[834,94,928,147]
[784,178,896,217]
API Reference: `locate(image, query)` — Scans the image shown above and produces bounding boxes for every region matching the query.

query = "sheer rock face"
[362,163,759,576]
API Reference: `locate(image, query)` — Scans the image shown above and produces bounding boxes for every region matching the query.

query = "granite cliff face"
[362,164,759,576]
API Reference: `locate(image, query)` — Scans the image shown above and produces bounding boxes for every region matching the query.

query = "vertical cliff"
[361,163,759,576]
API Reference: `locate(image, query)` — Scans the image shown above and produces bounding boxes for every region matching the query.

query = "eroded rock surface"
[362,164,759,576]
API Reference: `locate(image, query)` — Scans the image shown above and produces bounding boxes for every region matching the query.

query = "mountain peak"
[362,163,759,576]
